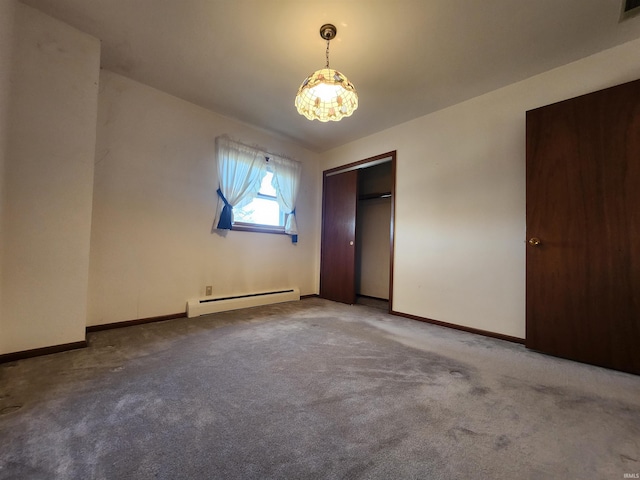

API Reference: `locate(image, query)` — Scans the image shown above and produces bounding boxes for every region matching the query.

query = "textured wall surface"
[1,3,100,354]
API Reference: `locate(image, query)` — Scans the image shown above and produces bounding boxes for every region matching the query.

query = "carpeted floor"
[1,298,639,479]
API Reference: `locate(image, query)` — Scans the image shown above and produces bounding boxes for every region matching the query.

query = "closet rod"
[359,192,392,201]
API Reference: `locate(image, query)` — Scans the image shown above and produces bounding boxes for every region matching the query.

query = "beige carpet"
[1,298,639,479]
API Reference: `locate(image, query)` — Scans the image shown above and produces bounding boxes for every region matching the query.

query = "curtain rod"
[217,135,298,163]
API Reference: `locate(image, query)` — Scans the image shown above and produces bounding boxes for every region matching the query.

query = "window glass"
[234,171,284,227]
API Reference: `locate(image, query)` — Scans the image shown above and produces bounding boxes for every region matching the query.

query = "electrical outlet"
[205,286,212,296]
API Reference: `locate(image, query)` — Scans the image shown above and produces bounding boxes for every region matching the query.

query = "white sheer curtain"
[270,155,302,242]
[214,136,266,230]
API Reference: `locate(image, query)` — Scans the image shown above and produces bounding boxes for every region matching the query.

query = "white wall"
[87,71,320,326]
[322,38,640,339]
[0,3,100,354]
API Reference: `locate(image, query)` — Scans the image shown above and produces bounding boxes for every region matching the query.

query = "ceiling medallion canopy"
[295,24,358,122]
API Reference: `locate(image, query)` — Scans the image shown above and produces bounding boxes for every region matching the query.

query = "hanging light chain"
[325,39,330,69]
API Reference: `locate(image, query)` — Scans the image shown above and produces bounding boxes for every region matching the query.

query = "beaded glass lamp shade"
[295,68,358,122]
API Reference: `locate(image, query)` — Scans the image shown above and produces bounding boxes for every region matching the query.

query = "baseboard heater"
[186,287,300,318]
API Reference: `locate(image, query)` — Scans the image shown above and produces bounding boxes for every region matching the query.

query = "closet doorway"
[320,152,396,312]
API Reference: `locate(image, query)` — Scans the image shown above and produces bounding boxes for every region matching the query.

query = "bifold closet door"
[526,78,640,374]
[320,170,358,304]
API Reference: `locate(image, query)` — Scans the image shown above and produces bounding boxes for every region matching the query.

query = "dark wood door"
[526,79,640,374]
[320,170,358,304]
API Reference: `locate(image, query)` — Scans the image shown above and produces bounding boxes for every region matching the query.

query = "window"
[233,169,285,232]
[214,135,301,242]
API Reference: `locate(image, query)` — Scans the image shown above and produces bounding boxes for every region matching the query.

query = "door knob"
[528,237,541,246]
[349,241,354,246]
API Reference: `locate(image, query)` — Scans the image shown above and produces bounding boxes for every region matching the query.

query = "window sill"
[232,223,286,235]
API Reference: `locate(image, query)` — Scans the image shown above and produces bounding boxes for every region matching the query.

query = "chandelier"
[294,24,358,122]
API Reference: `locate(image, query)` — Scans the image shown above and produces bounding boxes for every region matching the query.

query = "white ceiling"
[20,0,640,152]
